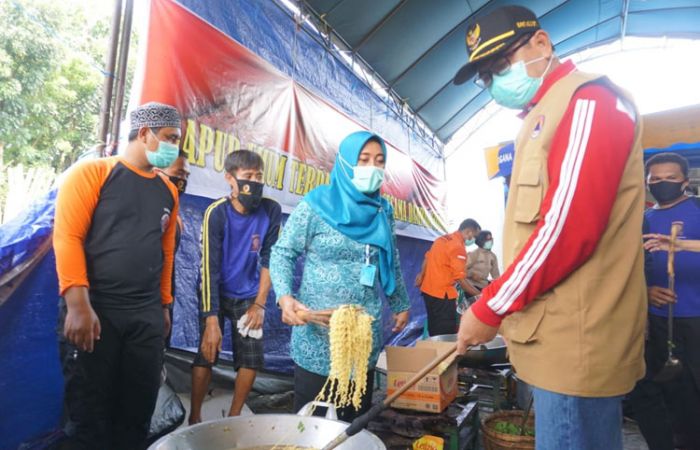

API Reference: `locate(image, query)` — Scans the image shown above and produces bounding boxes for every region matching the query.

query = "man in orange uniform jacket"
[419,218,481,336]
[53,102,181,449]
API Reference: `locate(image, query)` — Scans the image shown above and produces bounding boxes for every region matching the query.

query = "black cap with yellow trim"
[453,5,540,85]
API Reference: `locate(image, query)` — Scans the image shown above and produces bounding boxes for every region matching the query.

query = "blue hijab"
[305,131,397,296]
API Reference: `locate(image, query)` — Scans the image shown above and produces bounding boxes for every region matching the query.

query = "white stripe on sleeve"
[488,99,596,315]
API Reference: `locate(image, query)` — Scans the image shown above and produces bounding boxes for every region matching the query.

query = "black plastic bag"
[146,376,186,444]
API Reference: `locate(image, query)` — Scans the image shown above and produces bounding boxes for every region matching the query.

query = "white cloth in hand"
[237,313,263,340]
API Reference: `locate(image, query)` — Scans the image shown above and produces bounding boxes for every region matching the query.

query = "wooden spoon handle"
[668,221,684,278]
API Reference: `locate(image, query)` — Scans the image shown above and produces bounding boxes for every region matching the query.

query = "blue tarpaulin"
[0,1,436,448]
[5,1,700,448]
[0,191,62,450]
[297,0,700,142]
[0,190,430,450]
[645,141,700,157]
[172,0,445,175]
[169,194,430,373]
[0,189,55,282]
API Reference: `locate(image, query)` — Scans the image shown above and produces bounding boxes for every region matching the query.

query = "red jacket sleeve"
[471,83,637,326]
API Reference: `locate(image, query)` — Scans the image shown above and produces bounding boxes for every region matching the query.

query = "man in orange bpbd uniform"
[53,102,182,449]
[418,219,482,336]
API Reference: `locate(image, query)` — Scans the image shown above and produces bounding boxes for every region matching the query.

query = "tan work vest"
[500,70,647,397]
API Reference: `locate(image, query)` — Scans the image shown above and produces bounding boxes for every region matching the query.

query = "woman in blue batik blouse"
[270,130,411,421]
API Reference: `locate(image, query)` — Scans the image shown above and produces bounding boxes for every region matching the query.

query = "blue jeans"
[532,386,624,450]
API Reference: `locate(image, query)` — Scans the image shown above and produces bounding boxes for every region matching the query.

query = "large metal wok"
[426,334,508,368]
[148,402,385,450]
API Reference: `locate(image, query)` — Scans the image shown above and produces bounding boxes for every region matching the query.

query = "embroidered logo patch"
[467,23,481,51]
[250,234,261,252]
[160,208,171,233]
[531,115,545,139]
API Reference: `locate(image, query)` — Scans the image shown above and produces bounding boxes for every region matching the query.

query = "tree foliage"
[0,0,123,172]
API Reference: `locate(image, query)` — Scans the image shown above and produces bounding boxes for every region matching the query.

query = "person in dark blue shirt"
[188,150,281,424]
[626,152,700,450]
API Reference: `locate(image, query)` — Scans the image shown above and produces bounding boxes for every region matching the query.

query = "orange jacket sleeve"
[447,239,467,282]
[53,158,117,295]
[159,174,179,305]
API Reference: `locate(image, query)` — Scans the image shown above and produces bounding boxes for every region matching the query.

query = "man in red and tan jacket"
[54,102,181,449]
[453,6,646,450]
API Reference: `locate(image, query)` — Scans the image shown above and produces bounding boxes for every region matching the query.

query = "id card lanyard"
[359,244,377,287]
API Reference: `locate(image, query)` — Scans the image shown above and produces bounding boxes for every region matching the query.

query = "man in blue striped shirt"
[188,150,281,424]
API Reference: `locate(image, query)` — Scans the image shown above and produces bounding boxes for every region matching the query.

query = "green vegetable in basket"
[493,420,535,436]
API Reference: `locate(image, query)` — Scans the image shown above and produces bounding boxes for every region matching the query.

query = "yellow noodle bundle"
[315,304,373,411]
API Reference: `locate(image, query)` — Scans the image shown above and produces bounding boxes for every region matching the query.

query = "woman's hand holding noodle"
[296,309,335,327]
[268,131,413,419]
[279,295,310,326]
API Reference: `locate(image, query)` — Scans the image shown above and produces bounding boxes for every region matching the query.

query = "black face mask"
[649,181,685,205]
[235,179,264,210]
[168,175,188,196]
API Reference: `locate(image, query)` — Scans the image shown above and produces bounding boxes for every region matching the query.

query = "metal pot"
[148,402,385,450]
[426,334,508,368]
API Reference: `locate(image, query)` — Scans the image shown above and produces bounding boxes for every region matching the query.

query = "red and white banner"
[136,0,448,239]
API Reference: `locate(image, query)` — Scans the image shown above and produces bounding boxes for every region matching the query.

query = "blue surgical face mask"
[465,238,476,246]
[352,165,385,193]
[146,129,179,169]
[488,55,553,110]
[483,240,494,250]
[339,156,385,194]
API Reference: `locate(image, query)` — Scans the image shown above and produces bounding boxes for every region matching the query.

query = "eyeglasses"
[474,33,534,89]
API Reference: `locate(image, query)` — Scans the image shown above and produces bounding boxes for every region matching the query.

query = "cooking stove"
[368,394,479,450]
[368,365,521,449]
[458,366,514,415]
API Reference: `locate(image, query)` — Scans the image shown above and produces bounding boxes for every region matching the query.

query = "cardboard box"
[385,341,459,413]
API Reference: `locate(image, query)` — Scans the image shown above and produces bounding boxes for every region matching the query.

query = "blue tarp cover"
[298,0,700,141]
[170,194,430,372]
[0,191,430,450]
[174,0,445,176]
[0,189,55,280]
